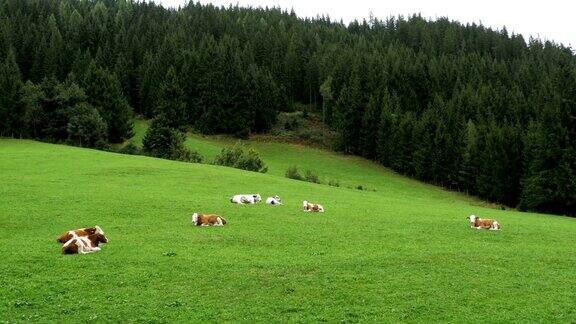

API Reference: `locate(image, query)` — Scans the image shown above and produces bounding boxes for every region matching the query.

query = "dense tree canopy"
[0,0,574,215]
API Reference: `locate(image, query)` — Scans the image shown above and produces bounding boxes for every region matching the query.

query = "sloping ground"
[0,139,575,322]
[132,120,481,206]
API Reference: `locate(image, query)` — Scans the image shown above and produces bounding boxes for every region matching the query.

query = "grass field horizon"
[1,138,575,322]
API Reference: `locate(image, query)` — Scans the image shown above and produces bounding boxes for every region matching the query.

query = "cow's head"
[99,233,108,244]
[253,194,262,202]
[491,221,501,230]
[90,233,108,245]
[273,195,281,202]
[468,215,477,224]
[94,226,104,235]
[192,213,199,225]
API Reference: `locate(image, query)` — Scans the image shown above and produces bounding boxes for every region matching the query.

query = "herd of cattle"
[56,194,500,254]
[192,194,324,226]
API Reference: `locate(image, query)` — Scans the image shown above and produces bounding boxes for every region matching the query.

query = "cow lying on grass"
[62,233,108,254]
[266,195,282,205]
[303,200,324,212]
[468,215,501,230]
[230,194,262,204]
[192,213,227,226]
[57,226,104,243]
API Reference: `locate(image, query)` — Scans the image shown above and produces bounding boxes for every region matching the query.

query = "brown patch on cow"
[57,232,73,243]
[57,227,100,244]
[62,241,79,254]
[82,227,98,235]
[305,202,323,212]
[475,218,496,229]
[195,214,226,226]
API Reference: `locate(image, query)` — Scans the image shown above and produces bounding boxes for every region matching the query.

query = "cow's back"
[477,219,494,228]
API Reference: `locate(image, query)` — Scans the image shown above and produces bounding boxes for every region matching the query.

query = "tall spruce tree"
[0,49,23,137]
[156,66,187,131]
[520,105,574,214]
[360,94,381,159]
[334,74,363,154]
[246,65,282,133]
[83,62,133,142]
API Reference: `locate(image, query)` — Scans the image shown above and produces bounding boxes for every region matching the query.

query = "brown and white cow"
[468,215,501,230]
[57,226,104,243]
[192,213,227,226]
[62,233,108,254]
[303,200,324,213]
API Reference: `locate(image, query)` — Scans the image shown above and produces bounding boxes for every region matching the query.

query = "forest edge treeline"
[0,0,574,215]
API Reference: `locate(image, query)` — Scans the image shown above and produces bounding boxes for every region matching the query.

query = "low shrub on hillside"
[328,179,340,187]
[270,111,337,148]
[142,119,203,163]
[304,170,321,183]
[285,166,322,184]
[213,143,267,173]
[118,142,141,155]
[351,184,376,192]
[285,166,304,180]
[284,119,299,131]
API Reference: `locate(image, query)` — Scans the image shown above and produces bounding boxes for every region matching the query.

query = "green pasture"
[0,139,574,322]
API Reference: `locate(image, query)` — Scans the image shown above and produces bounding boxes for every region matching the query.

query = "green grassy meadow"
[1,138,575,322]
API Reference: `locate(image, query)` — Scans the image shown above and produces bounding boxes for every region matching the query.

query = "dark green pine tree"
[376,89,397,167]
[0,48,24,137]
[36,76,62,140]
[334,74,363,154]
[66,102,108,148]
[359,94,381,159]
[283,32,303,103]
[83,62,133,143]
[246,65,282,133]
[476,124,523,205]
[44,14,65,79]
[142,118,192,162]
[412,109,436,181]
[319,76,334,125]
[520,104,574,214]
[391,112,416,175]
[459,119,480,193]
[156,66,187,131]
[196,35,250,136]
[20,81,46,138]
[48,77,89,140]
[180,51,202,124]
[137,53,162,118]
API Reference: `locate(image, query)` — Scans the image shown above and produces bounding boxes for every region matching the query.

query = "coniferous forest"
[0,0,574,216]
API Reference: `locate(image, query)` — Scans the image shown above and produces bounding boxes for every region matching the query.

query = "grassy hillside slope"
[132,120,479,206]
[1,139,575,322]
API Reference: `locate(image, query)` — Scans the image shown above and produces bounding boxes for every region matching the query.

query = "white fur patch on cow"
[231,194,261,204]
